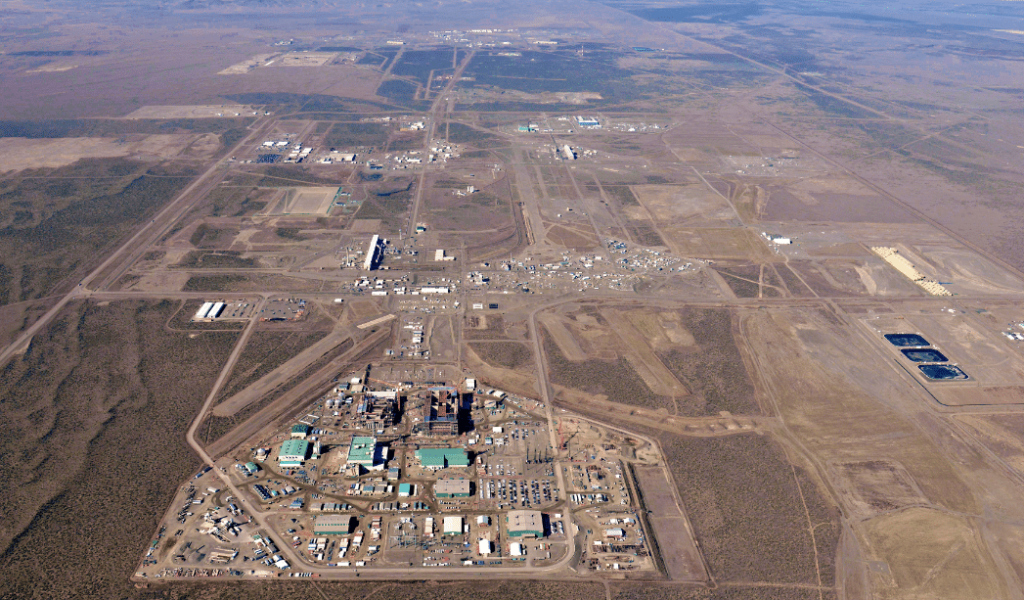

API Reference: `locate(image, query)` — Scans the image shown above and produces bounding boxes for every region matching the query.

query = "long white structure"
[363,235,380,271]
[195,301,214,320]
[208,302,226,319]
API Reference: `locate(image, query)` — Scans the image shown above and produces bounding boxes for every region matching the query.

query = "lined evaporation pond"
[901,348,949,363]
[884,333,929,347]
[919,364,969,380]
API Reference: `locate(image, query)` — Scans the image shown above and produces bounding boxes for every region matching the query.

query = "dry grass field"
[656,307,761,416]
[0,158,198,305]
[214,330,332,402]
[543,331,673,412]
[467,341,535,371]
[0,300,237,598]
[611,585,832,600]
[123,580,608,600]
[658,434,830,586]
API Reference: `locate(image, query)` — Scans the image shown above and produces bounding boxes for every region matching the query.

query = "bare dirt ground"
[0,135,206,172]
[123,105,260,119]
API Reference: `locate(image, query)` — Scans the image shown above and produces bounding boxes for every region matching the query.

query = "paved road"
[0,117,275,368]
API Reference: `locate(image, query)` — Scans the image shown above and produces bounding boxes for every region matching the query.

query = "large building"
[363,234,381,271]
[194,301,214,320]
[291,424,311,439]
[347,436,380,467]
[279,439,311,467]
[313,515,355,535]
[442,516,463,536]
[415,448,469,470]
[194,301,225,321]
[357,391,398,430]
[434,478,471,498]
[416,388,459,436]
[507,510,544,538]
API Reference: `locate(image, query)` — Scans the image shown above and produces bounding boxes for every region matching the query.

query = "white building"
[207,302,226,319]
[363,235,380,271]
[443,516,463,536]
[195,301,214,320]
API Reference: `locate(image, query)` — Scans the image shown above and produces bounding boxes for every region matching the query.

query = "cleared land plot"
[264,186,340,216]
[0,135,198,173]
[122,105,259,118]
[764,177,918,223]
[862,508,1009,599]
[634,465,706,581]
[830,460,928,520]
[658,227,774,260]
[601,308,688,397]
[272,52,337,67]
[741,307,981,521]
[906,244,1024,295]
[212,329,339,415]
[954,414,1024,476]
[632,184,737,226]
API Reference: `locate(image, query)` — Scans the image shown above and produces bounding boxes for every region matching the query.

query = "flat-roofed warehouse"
[442,516,463,536]
[507,509,544,538]
[278,439,311,467]
[434,478,471,498]
[415,448,469,469]
[314,515,355,535]
[347,436,380,466]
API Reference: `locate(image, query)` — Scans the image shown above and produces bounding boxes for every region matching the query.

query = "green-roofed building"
[279,439,311,466]
[291,424,311,439]
[347,436,379,466]
[415,448,469,470]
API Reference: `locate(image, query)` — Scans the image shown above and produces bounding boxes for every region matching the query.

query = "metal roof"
[279,439,310,460]
[415,448,469,467]
[347,436,377,464]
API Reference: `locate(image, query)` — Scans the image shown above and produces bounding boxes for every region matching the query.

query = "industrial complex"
[139,363,665,579]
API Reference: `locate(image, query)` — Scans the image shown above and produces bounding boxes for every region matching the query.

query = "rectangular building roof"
[347,436,377,464]
[279,439,310,461]
[442,516,463,535]
[313,515,354,534]
[435,478,471,496]
[415,448,469,467]
[507,510,543,535]
[195,302,214,320]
